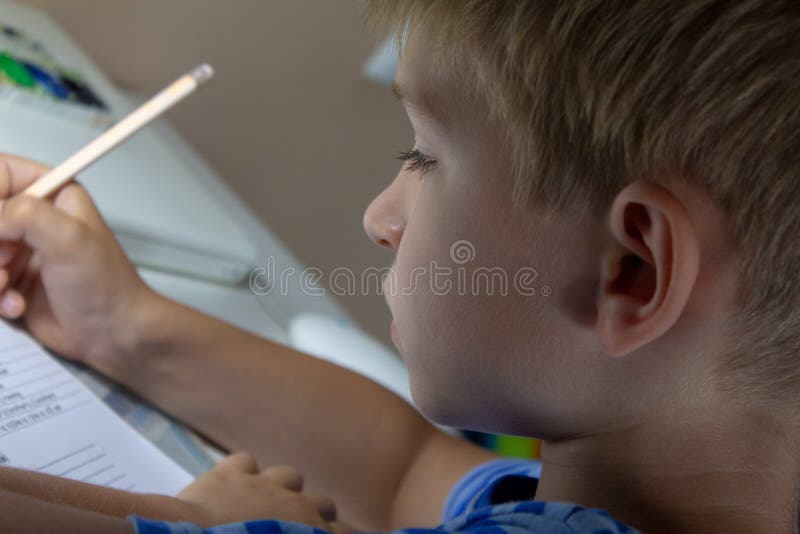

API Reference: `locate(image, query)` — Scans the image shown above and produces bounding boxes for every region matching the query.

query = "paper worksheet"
[0,321,193,495]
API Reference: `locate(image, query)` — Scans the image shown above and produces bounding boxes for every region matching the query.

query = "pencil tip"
[190,64,215,85]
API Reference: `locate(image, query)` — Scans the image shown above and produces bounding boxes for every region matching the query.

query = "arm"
[0,453,348,529]
[0,466,195,522]
[101,294,497,529]
[0,154,497,530]
[0,488,134,533]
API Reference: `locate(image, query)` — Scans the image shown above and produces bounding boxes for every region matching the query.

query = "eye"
[397,148,438,176]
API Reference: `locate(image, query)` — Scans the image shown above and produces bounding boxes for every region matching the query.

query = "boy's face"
[364,29,617,437]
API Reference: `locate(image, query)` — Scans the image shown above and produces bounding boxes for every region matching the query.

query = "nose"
[363,176,409,252]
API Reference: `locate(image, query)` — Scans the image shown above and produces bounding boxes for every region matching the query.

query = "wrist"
[87,287,185,378]
[139,494,215,526]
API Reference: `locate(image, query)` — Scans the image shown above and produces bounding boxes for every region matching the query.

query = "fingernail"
[1,293,19,315]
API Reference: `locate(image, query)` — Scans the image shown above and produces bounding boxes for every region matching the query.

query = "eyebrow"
[391,80,407,102]
[391,79,447,130]
[392,79,430,110]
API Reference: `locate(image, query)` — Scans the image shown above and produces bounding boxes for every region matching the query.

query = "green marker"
[0,52,35,88]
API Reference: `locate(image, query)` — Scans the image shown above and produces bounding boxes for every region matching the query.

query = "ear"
[597,181,700,357]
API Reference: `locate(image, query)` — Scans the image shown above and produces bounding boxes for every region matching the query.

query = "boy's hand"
[178,453,349,532]
[0,154,157,364]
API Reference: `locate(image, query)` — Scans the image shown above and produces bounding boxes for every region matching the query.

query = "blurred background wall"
[17,0,408,346]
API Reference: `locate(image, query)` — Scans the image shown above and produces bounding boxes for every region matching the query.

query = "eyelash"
[397,149,438,176]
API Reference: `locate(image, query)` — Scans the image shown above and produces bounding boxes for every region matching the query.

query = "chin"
[407,376,478,429]
[408,378,528,437]
[408,378,452,425]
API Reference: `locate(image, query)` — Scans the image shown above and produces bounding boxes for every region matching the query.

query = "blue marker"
[22,61,70,100]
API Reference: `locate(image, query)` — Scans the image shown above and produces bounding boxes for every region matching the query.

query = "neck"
[534,401,800,533]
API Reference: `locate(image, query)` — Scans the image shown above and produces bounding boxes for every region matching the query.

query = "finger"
[52,183,106,228]
[16,252,41,297]
[260,465,304,492]
[216,452,259,474]
[0,287,26,319]
[4,245,32,289]
[306,495,337,522]
[0,154,50,195]
[0,241,20,266]
[0,160,11,200]
[0,194,90,262]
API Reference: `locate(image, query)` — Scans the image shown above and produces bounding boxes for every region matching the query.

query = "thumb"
[52,183,107,229]
[0,193,89,262]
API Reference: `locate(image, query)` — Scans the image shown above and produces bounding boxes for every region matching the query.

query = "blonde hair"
[365,0,800,400]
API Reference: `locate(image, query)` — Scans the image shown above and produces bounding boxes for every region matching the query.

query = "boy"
[0,0,798,532]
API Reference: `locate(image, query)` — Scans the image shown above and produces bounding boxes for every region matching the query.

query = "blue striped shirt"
[129,459,638,533]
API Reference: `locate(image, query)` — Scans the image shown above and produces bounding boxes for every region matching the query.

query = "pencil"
[23,63,215,198]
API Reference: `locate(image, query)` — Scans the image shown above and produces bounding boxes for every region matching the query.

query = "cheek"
[387,179,603,433]
[392,257,485,425]
[390,196,457,358]
[388,187,530,426]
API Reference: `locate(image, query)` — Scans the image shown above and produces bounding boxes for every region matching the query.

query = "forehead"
[393,29,461,129]
[395,29,505,161]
